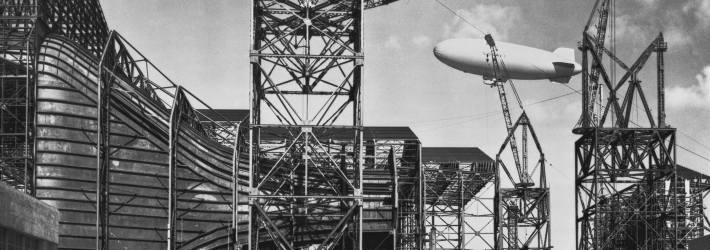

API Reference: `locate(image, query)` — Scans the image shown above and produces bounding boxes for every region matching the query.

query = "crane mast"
[483,34,533,186]
[586,0,611,127]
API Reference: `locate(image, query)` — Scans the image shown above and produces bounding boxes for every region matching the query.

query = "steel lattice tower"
[494,112,552,250]
[247,1,367,249]
[573,1,706,249]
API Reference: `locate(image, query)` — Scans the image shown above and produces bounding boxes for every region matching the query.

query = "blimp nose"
[433,39,463,69]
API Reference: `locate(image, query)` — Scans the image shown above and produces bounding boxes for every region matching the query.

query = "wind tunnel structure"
[35,32,240,249]
[0,0,431,249]
[0,0,568,250]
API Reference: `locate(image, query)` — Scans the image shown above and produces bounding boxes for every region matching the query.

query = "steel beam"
[167,86,184,250]
[495,113,551,250]
[576,128,679,250]
[248,1,365,249]
[422,158,496,250]
[95,30,118,250]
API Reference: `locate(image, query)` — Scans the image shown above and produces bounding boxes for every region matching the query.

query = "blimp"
[433,38,582,83]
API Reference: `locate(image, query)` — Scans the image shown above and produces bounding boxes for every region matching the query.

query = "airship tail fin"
[549,76,572,84]
[553,48,575,62]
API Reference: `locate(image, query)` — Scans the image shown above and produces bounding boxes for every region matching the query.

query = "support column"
[655,33,667,128]
[167,87,185,250]
[95,32,116,250]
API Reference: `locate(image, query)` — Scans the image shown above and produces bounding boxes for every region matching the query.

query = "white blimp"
[433,38,582,83]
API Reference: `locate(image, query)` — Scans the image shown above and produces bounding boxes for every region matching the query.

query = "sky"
[100,0,710,249]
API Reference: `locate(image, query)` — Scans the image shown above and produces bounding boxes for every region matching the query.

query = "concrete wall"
[0,182,59,244]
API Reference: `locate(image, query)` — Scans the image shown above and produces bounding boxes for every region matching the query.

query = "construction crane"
[483,34,533,187]
[583,0,611,127]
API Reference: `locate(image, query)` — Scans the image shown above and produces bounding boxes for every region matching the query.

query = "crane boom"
[484,34,532,186]
[587,0,611,126]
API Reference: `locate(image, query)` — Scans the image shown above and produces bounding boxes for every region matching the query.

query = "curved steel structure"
[35,34,235,249]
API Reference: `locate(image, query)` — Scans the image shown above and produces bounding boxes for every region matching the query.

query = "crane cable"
[560,83,710,163]
[499,57,525,110]
[432,0,486,36]
[433,0,525,110]
[433,0,710,162]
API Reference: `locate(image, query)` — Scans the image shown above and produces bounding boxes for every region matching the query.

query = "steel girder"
[573,9,697,247]
[0,0,39,196]
[422,160,496,250]
[364,0,400,9]
[362,140,421,250]
[387,144,423,250]
[91,31,239,249]
[580,0,610,128]
[38,0,109,57]
[95,30,117,250]
[247,126,363,250]
[576,32,667,133]
[495,113,551,250]
[249,1,365,249]
[1,0,109,195]
[575,128,679,250]
[672,168,707,248]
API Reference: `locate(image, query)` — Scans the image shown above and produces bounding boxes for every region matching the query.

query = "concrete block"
[0,182,59,244]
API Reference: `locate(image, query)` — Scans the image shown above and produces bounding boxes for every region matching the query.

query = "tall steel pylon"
[482,34,552,250]
[247,1,366,249]
[571,1,709,249]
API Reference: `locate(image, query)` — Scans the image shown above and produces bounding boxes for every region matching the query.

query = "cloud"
[443,4,520,41]
[694,0,710,24]
[613,15,646,41]
[411,35,433,49]
[636,0,658,7]
[663,28,690,47]
[384,35,401,50]
[666,66,710,108]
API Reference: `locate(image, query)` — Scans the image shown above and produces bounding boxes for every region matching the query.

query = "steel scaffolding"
[494,113,551,250]
[247,1,367,249]
[0,0,39,196]
[575,128,678,250]
[0,0,109,195]
[573,1,706,249]
[675,166,710,248]
[421,147,497,250]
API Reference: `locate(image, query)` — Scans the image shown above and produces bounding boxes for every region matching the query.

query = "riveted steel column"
[96,31,116,250]
[167,87,185,250]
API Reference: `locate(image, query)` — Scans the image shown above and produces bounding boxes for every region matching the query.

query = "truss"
[495,113,551,250]
[248,1,366,249]
[1,0,109,195]
[94,31,239,249]
[576,128,678,250]
[422,154,496,250]
[570,1,707,248]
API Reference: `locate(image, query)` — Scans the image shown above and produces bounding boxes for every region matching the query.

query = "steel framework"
[0,0,109,195]
[421,147,497,250]
[575,128,678,250]
[0,0,39,196]
[674,166,710,248]
[572,1,707,249]
[95,31,239,250]
[482,34,552,250]
[247,1,367,249]
[494,113,551,250]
